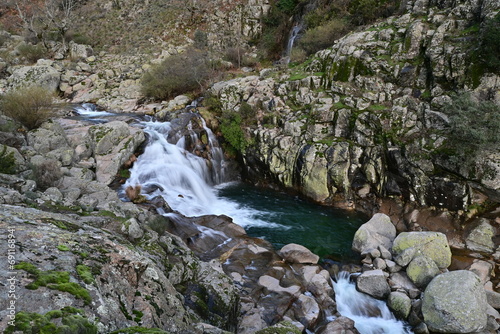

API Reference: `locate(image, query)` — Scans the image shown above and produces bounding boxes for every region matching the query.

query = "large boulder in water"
[422,270,488,333]
[356,269,391,299]
[279,243,319,264]
[352,213,396,254]
[392,231,451,269]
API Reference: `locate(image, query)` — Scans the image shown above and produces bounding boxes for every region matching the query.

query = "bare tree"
[44,0,76,49]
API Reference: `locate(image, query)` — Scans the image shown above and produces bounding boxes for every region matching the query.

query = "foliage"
[0,85,55,130]
[442,92,500,168]
[470,13,500,75]
[220,111,248,154]
[0,145,16,174]
[193,30,208,50]
[17,42,48,63]
[110,327,170,334]
[348,0,401,26]
[141,48,212,101]
[298,19,349,54]
[32,159,63,190]
[5,307,96,334]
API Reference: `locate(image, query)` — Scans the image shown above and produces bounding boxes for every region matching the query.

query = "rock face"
[352,213,396,254]
[422,271,488,333]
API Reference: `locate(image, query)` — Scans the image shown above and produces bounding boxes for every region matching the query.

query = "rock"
[8,65,61,92]
[69,41,93,60]
[465,218,496,254]
[316,316,361,334]
[121,218,144,240]
[486,290,500,309]
[378,245,392,259]
[388,291,412,319]
[293,294,320,328]
[88,121,145,185]
[356,269,391,299]
[392,232,451,269]
[258,275,301,296]
[352,213,396,254]
[406,255,440,288]
[254,321,302,334]
[373,258,387,270]
[388,272,420,298]
[279,243,319,264]
[422,270,488,333]
[43,187,64,203]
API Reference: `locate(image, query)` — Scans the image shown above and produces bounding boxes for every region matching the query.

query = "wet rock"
[279,243,319,264]
[422,270,488,333]
[392,232,451,269]
[352,213,396,254]
[356,269,391,299]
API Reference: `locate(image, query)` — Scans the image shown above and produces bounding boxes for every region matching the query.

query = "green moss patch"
[5,307,96,334]
[15,262,91,305]
[110,327,170,334]
[76,265,95,285]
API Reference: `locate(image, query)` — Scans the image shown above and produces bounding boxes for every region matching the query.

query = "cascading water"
[334,272,413,334]
[283,24,302,64]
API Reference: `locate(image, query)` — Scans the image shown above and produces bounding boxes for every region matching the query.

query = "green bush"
[0,145,16,174]
[442,92,500,169]
[0,86,55,130]
[141,49,211,101]
[17,43,48,63]
[220,111,248,154]
[473,13,500,74]
[299,19,349,54]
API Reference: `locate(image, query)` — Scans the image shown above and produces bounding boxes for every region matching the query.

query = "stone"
[293,294,320,328]
[465,218,495,254]
[373,258,387,270]
[43,187,64,203]
[486,290,500,309]
[422,270,488,333]
[389,272,420,298]
[352,213,396,254]
[378,245,392,259]
[121,218,144,240]
[258,275,301,296]
[8,65,61,92]
[316,316,361,334]
[388,291,412,319]
[356,269,391,299]
[392,232,451,269]
[406,255,440,288]
[279,243,319,264]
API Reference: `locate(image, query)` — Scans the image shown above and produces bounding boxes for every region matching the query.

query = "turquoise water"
[217,182,367,261]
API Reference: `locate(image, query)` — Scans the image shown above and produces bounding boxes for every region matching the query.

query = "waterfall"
[333,272,413,334]
[283,24,301,64]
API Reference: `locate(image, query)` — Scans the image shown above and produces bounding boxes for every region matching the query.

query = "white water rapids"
[334,272,413,334]
[73,105,413,334]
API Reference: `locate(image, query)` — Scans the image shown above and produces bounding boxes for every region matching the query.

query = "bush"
[17,43,48,63]
[442,92,500,169]
[474,13,500,74]
[32,159,63,190]
[0,86,55,130]
[0,145,16,174]
[220,111,248,154]
[141,49,211,101]
[299,19,349,54]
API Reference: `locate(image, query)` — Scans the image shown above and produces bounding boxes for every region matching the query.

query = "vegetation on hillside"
[441,92,500,175]
[0,85,55,130]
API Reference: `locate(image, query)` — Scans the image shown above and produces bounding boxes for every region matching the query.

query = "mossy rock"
[255,321,302,334]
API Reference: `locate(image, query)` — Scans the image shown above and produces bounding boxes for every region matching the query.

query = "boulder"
[406,255,440,288]
[465,218,495,254]
[293,294,320,328]
[316,316,361,334]
[88,121,145,185]
[279,243,319,264]
[422,270,488,333]
[356,269,391,299]
[388,292,412,319]
[8,65,61,92]
[352,213,396,254]
[392,232,451,269]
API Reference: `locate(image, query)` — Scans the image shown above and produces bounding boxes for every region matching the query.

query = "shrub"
[32,159,63,190]
[299,19,349,54]
[472,13,500,75]
[0,86,56,130]
[0,145,16,174]
[290,47,307,64]
[141,48,211,101]
[442,92,500,170]
[220,111,248,154]
[17,43,48,63]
